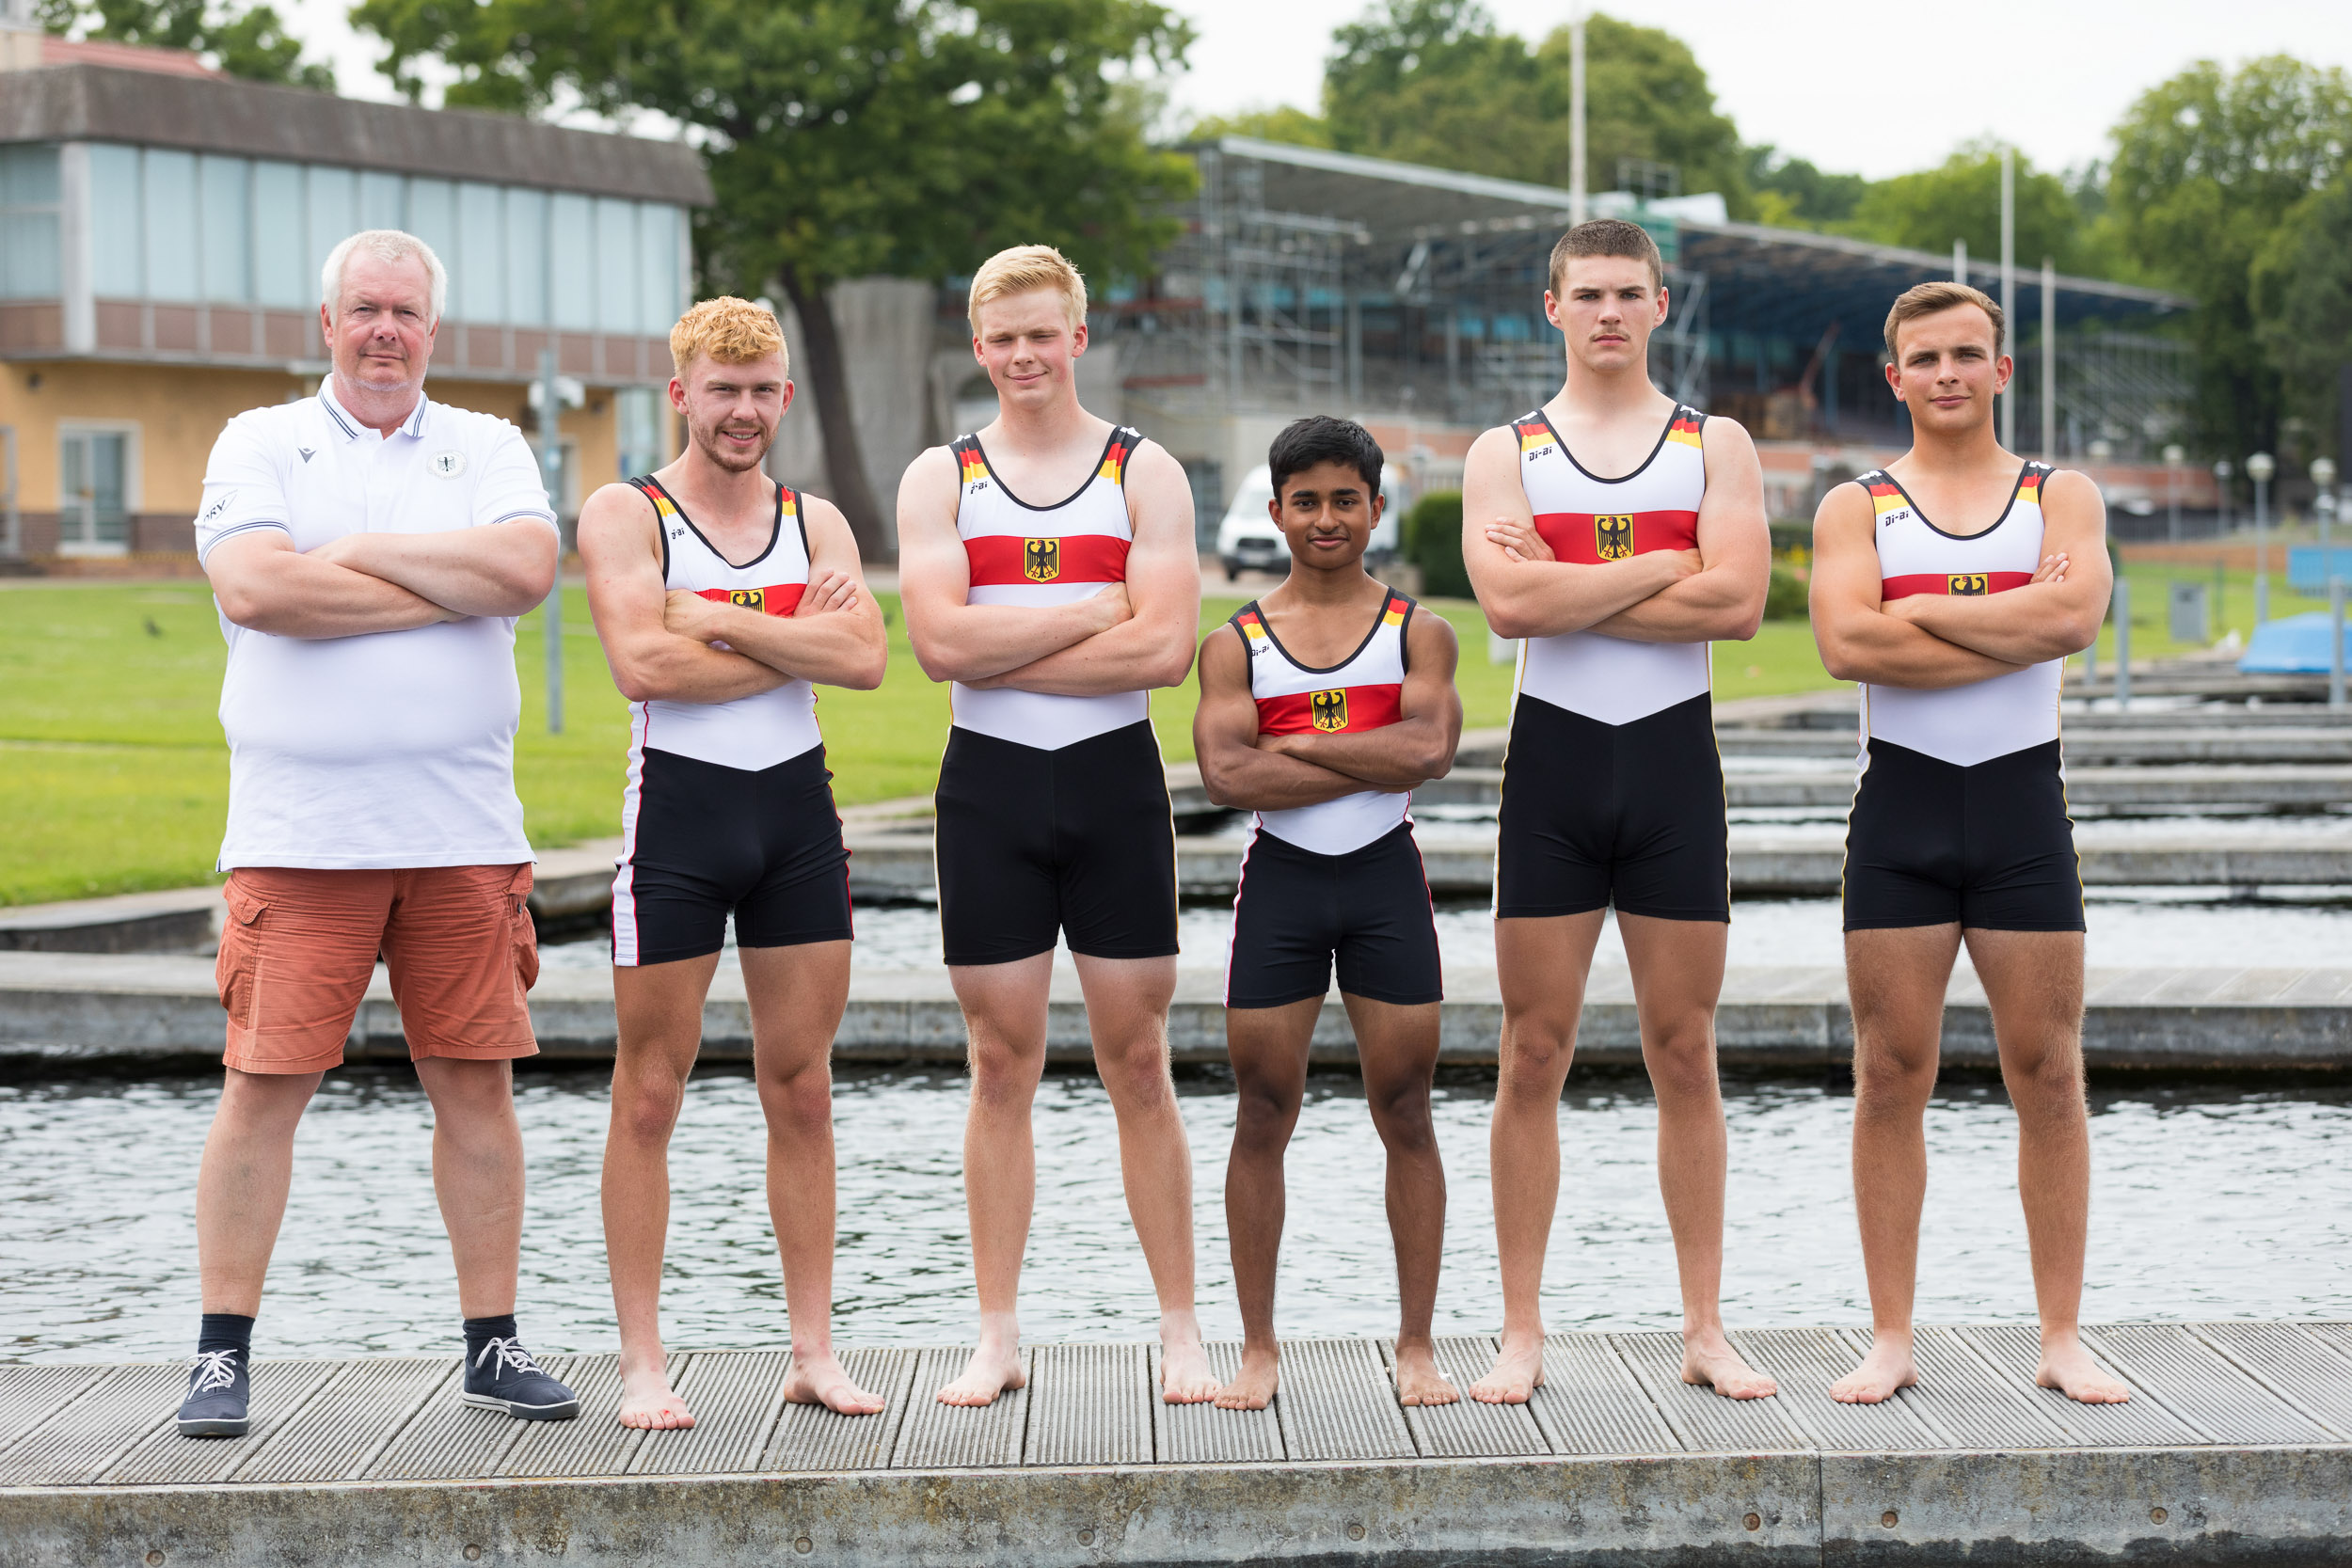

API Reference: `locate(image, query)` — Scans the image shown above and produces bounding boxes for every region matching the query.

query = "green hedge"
[1765,562,1809,620]
[1404,488,1470,598]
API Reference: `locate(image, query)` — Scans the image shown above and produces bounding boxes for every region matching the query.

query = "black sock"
[198,1313,253,1360]
[464,1314,519,1359]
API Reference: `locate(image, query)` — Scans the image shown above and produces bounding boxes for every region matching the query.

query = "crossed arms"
[578,483,886,703]
[896,438,1200,694]
[1193,609,1463,811]
[1808,469,2109,689]
[1461,415,1771,643]
[207,521,557,639]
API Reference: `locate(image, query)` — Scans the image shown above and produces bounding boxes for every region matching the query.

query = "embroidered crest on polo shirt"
[431,451,468,479]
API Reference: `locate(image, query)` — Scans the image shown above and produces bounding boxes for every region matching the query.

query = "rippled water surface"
[6,1070,2347,1361]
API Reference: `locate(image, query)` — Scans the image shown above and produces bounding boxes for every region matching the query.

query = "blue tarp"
[2237,610,2350,673]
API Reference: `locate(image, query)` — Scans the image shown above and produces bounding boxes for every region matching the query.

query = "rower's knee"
[612,1073,686,1148]
[1499,1011,1577,1088]
[758,1062,834,1138]
[1998,1033,2085,1117]
[1232,1079,1301,1151]
[1094,1032,1176,1110]
[966,1029,1044,1101]
[1640,1016,1718,1102]
[1366,1086,1438,1156]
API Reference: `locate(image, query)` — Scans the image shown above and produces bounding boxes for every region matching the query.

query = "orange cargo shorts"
[215,863,541,1074]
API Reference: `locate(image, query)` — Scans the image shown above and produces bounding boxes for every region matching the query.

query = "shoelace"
[188,1348,242,1394]
[472,1337,544,1379]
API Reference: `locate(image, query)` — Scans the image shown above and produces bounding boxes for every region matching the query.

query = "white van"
[1213,463,1407,581]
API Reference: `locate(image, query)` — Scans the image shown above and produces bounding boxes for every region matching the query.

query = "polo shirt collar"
[318,379,432,444]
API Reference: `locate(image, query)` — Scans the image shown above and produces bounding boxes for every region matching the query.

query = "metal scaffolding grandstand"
[1104,137,2192,457]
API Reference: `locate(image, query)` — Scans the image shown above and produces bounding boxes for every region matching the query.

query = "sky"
[282,0,2352,182]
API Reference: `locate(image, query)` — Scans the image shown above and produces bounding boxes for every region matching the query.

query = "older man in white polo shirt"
[175,230,578,1439]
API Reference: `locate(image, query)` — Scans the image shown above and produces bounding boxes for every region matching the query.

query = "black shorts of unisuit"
[612,743,854,967]
[1494,691,1730,923]
[1843,736,2085,932]
[934,720,1180,966]
[1226,823,1443,1009]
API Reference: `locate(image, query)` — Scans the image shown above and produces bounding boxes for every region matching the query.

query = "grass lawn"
[19,555,2281,906]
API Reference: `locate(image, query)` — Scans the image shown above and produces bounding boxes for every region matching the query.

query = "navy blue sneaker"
[462,1336,579,1420]
[176,1347,250,1437]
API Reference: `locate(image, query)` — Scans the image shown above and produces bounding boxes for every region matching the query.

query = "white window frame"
[56,419,141,556]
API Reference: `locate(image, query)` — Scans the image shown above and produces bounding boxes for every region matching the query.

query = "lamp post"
[2213,458,2233,537]
[2164,443,2185,544]
[2249,451,2276,626]
[2314,456,2339,555]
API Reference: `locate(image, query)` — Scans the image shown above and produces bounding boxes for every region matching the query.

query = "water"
[6,1069,2348,1362]
[536,891,2352,977]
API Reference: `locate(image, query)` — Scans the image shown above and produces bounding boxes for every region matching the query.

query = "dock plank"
[1863,1327,2074,1449]
[1151,1342,1281,1465]
[764,1348,914,1472]
[0,1363,183,1484]
[1387,1337,1546,1459]
[100,1359,341,1484]
[2190,1323,2352,1438]
[1957,1325,2208,1447]
[0,1365,109,1458]
[2090,1323,2339,1445]
[363,1354,582,1480]
[232,1357,455,1483]
[1025,1343,1152,1466]
[1610,1332,1806,1452]
[631,1351,789,1477]
[501,1354,657,1478]
[891,1347,1030,1469]
[1526,1333,1680,1455]
[1272,1338,1415,1461]
[1731,1328,1940,1450]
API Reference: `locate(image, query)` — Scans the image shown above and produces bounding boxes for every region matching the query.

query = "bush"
[1403,488,1470,598]
[1764,562,1809,620]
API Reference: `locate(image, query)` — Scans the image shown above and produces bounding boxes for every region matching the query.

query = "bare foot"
[1469,1333,1546,1404]
[1159,1316,1219,1404]
[1393,1340,1458,1406]
[1683,1328,1778,1401]
[936,1340,1025,1407]
[616,1365,694,1430]
[2037,1334,2132,1404]
[1830,1335,1917,1404]
[782,1348,885,1417]
[1214,1344,1279,1411]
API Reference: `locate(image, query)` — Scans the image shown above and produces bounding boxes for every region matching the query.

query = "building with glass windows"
[0,53,710,562]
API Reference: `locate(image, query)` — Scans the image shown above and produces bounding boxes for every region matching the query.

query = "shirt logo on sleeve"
[1311,689,1349,731]
[1023,538,1061,581]
[1596,515,1634,561]
[431,451,468,479]
[200,492,234,523]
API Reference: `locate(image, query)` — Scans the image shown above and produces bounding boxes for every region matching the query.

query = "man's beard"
[692,421,772,473]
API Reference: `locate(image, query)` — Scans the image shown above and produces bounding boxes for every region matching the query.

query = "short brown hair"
[670,296,787,378]
[968,245,1089,334]
[1549,218,1664,294]
[1883,281,2004,358]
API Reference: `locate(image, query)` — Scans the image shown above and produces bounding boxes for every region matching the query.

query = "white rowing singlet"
[1860,462,2062,768]
[624,475,821,771]
[1511,404,1712,724]
[1234,590,1417,856]
[951,425,1145,751]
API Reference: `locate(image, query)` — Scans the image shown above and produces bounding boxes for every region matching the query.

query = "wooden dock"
[6,1323,2349,1565]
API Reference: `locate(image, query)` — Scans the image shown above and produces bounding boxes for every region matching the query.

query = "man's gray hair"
[321,230,449,325]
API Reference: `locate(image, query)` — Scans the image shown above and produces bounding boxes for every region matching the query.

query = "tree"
[353,0,1198,560]
[1843,144,2083,270]
[1743,146,1867,230]
[2252,171,2352,464]
[1188,105,1334,150]
[37,0,334,87]
[2108,56,2352,462]
[1318,2,1750,214]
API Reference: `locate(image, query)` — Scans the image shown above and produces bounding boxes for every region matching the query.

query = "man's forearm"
[1900,590,2093,664]
[1589,566,1762,643]
[1202,744,1380,811]
[327,526,556,618]
[618,637,793,704]
[1482,554,1682,640]
[914,599,1109,682]
[1267,721,1446,788]
[690,610,884,689]
[985,618,1188,695]
[1831,613,2026,689]
[217,551,453,638]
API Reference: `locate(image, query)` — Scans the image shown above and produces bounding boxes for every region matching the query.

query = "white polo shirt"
[196,382,558,871]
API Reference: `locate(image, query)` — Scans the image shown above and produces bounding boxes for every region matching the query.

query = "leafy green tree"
[1402,488,1467,598]
[2252,170,2352,464]
[1318,2,1749,214]
[1188,105,1334,149]
[1743,146,1867,230]
[2109,55,2352,463]
[354,0,1197,559]
[37,0,333,88]
[1842,144,2082,270]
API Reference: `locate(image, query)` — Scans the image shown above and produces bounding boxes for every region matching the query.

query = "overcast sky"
[285,0,2352,182]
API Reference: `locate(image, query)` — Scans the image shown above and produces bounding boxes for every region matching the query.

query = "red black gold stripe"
[1532,509,1700,564]
[695,582,809,616]
[1255,683,1405,736]
[964,532,1130,587]
[1881,571,2034,601]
